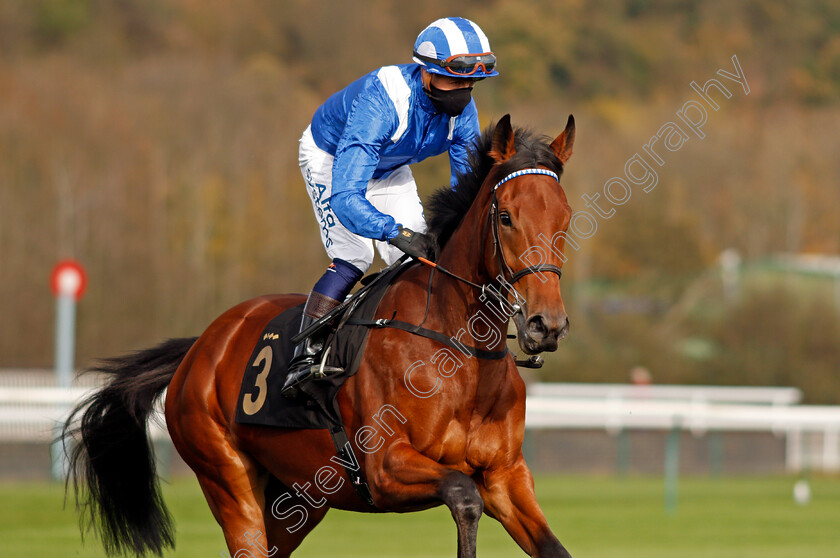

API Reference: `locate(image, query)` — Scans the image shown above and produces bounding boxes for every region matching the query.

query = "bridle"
[422,168,565,312]
[346,168,566,367]
[488,168,564,290]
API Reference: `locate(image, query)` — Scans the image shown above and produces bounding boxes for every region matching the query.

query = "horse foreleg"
[374,442,484,558]
[444,471,485,558]
[476,457,571,558]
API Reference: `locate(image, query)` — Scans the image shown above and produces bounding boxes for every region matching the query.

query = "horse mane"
[426,122,564,249]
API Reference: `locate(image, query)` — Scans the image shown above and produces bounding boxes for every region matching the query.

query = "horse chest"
[465,420,512,469]
[425,416,510,471]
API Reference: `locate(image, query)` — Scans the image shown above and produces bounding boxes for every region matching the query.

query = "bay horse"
[65,114,576,558]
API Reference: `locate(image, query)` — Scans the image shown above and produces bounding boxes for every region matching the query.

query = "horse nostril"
[558,316,570,339]
[526,315,548,340]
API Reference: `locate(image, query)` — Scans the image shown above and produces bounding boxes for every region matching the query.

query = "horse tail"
[63,336,198,557]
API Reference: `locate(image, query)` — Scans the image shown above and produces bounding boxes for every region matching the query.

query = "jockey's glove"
[388,226,438,262]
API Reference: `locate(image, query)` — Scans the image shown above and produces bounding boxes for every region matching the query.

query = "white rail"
[528,382,802,405]
[0,373,168,442]
[525,384,840,473]
[1,375,838,472]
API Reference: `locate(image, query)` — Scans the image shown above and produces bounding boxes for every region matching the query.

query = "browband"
[493,168,559,191]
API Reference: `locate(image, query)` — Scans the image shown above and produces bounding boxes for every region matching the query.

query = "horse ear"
[489,114,516,164]
[550,114,575,164]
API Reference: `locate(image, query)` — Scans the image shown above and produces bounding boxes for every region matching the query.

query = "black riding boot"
[280,316,322,398]
[281,292,341,398]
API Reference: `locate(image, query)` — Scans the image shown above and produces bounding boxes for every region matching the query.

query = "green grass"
[1,475,839,557]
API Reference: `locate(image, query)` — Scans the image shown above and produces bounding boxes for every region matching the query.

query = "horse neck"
[431,175,510,340]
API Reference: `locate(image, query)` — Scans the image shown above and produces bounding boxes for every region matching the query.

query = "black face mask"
[423,82,473,117]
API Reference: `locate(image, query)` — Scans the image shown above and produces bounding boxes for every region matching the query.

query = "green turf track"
[2,475,838,557]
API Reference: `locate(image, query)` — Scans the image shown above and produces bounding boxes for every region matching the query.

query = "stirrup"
[281,347,344,399]
[311,346,343,379]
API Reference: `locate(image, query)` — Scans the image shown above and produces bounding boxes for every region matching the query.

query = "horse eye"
[499,211,512,227]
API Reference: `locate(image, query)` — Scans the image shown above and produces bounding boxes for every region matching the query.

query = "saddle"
[234,258,410,430]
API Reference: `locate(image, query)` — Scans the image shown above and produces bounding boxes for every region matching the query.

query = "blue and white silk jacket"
[310,63,480,241]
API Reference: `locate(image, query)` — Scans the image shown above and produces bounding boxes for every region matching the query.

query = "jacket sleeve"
[448,101,481,189]
[329,82,402,241]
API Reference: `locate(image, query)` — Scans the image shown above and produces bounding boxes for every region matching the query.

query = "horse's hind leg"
[263,476,330,557]
[186,446,271,554]
[169,405,270,553]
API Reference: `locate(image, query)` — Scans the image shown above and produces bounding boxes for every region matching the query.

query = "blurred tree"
[0,0,838,405]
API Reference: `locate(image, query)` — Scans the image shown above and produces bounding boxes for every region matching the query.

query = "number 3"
[243,345,272,415]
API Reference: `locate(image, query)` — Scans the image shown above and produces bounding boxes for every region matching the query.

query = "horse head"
[484,114,575,354]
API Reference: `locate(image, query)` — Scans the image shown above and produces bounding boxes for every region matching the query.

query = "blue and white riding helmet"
[412,17,499,79]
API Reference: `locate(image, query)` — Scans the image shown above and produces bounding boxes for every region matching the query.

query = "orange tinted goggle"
[414,51,497,76]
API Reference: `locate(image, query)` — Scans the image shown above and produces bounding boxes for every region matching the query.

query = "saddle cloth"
[234,262,410,429]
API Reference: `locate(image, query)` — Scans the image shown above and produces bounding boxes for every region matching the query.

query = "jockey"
[282,17,499,397]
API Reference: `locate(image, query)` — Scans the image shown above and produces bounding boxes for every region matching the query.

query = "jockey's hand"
[388,226,438,262]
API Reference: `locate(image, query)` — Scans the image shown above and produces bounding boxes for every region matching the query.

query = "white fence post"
[823,429,840,473]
